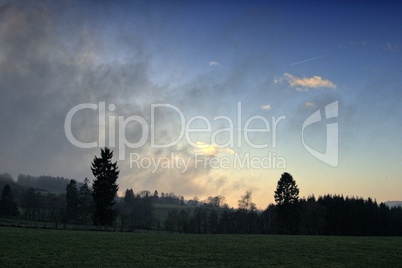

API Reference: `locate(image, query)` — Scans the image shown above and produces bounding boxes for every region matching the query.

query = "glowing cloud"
[283,73,336,90]
[304,102,316,108]
[261,104,271,110]
[195,142,235,156]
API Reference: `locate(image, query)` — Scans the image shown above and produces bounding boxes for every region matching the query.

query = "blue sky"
[0,0,401,207]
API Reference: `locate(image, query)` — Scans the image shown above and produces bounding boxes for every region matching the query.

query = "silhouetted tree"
[164,208,189,233]
[121,189,135,231]
[91,147,119,227]
[274,173,299,206]
[209,210,219,234]
[120,188,153,230]
[155,192,182,205]
[77,178,93,225]
[219,208,236,234]
[133,193,153,229]
[274,172,300,234]
[66,179,78,223]
[178,209,189,233]
[189,207,208,233]
[153,190,159,202]
[299,195,326,235]
[165,209,179,232]
[261,204,279,234]
[0,184,19,217]
[45,192,64,228]
[207,195,226,208]
[124,189,135,204]
[22,188,37,220]
[238,191,256,211]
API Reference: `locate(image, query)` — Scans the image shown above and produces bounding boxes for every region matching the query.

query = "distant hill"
[17,174,84,193]
[0,173,30,201]
[0,173,82,195]
[384,201,402,208]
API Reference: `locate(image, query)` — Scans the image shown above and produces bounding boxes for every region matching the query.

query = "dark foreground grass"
[1,227,401,267]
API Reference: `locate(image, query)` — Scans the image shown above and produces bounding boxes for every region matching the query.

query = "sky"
[0,0,401,208]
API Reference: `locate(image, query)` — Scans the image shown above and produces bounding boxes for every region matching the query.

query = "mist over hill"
[0,173,82,194]
[385,201,402,208]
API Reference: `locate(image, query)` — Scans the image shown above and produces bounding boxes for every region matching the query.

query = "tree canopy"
[238,191,257,211]
[274,172,300,206]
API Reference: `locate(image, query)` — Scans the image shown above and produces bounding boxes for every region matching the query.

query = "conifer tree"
[91,147,119,227]
[274,172,300,234]
[66,179,78,223]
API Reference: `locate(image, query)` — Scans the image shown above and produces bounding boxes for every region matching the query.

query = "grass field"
[1,227,401,267]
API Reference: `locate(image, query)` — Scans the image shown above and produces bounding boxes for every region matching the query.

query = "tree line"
[18,174,83,193]
[1,149,402,236]
[161,173,402,236]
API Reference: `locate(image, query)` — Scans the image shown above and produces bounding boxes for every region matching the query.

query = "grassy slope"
[1,227,402,267]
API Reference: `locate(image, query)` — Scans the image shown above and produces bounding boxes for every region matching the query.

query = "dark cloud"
[0,2,159,179]
[0,1,258,201]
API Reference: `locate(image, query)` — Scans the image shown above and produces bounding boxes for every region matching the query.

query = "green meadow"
[1,227,401,267]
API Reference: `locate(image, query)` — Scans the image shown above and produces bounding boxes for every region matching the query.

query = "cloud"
[195,142,219,156]
[304,102,316,108]
[283,73,336,90]
[195,142,235,156]
[0,2,168,179]
[261,104,271,110]
[0,1,257,208]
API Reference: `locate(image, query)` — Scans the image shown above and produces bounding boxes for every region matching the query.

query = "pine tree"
[274,173,299,206]
[121,189,135,231]
[66,179,78,223]
[91,147,119,227]
[77,178,93,225]
[274,172,300,234]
